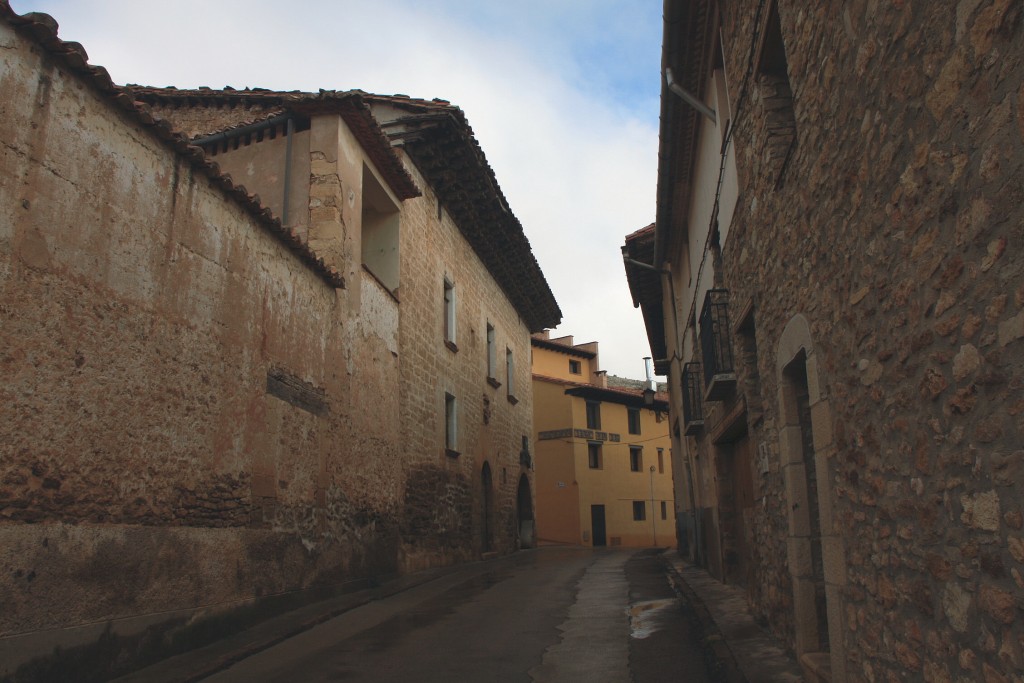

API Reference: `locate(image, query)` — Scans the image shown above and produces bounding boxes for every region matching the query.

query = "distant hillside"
[606,374,668,393]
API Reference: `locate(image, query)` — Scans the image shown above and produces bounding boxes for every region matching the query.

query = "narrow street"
[202,548,711,683]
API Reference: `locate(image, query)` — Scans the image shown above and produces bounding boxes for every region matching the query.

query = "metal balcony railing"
[682,362,705,435]
[699,288,736,401]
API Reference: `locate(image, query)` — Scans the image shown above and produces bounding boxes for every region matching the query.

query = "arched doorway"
[776,315,847,683]
[516,474,534,549]
[481,463,494,553]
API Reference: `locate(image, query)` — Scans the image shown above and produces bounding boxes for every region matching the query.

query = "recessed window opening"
[628,407,641,435]
[632,501,646,521]
[585,401,601,430]
[658,448,665,474]
[361,163,401,292]
[445,392,458,453]
[588,442,602,469]
[506,348,515,397]
[630,447,643,472]
[569,359,581,374]
[444,278,456,346]
[487,323,497,380]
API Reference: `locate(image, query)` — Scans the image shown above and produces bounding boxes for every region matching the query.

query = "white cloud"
[11,0,661,377]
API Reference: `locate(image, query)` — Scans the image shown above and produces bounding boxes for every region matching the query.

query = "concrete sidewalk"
[662,552,804,683]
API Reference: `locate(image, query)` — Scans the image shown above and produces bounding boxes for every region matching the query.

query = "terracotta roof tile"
[533,373,669,409]
[622,223,668,372]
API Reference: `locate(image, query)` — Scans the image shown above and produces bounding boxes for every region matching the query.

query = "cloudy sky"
[11,0,663,379]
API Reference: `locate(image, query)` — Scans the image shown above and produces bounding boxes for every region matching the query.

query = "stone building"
[0,4,558,678]
[531,333,675,548]
[624,0,1023,681]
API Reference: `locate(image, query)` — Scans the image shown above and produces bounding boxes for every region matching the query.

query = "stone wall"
[707,0,1023,680]
[0,12,541,676]
[395,163,537,569]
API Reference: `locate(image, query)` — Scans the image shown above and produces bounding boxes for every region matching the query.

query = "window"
[633,501,646,521]
[506,348,516,399]
[361,163,400,292]
[661,501,667,520]
[588,442,602,469]
[754,0,796,180]
[628,408,641,435]
[657,448,664,474]
[630,447,643,472]
[486,323,497,382]
[569,359,581,374]
[445,392,458,454]
[443,278,456,349]
[585,401,601,430]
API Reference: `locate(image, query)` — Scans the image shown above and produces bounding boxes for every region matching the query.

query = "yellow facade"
[531,334,675,547]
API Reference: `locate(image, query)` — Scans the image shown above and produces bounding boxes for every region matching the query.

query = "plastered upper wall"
[532,344,596,381]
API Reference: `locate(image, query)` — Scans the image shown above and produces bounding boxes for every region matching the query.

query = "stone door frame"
[776,315,847,683]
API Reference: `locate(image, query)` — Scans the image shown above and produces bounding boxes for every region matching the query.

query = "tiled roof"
[622,223,668,372]
[564,383,670,410]
[0,5,344,289]
[126,86,421,202]
[533,373,669,409]
[530,336,597,359]
[128,88,562,333]
[657,0,715,262]
[364,94,561,332]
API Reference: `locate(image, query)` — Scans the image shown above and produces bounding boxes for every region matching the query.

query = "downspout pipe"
[282,116,294,227]
[665,68,717,124]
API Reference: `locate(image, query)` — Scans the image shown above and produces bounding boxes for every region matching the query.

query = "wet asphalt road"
[204,547,711,683]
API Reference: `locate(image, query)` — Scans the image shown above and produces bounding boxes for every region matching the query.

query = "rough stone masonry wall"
[395,167,536,571]
[717,1,1023,681]
[0,20,403,670]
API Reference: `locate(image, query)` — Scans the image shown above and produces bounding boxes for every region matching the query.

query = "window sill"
[445,448,461,458]
[507,394,519,405]
[445,340,459,353]
[486,377,501,389]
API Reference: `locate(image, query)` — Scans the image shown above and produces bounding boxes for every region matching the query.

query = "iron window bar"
[682,362,705,435]
[699,288,737,401]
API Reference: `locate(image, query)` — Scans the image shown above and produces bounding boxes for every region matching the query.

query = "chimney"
[644,357,656,393]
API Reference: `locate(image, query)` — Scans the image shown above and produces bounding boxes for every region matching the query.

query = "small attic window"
[361,163,401,292]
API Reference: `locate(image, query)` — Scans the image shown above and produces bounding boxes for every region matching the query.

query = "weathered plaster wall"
[705,1,1023,680]
[0,20,403,673]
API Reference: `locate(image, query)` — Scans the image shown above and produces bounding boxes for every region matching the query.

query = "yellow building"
[531,333,675,547]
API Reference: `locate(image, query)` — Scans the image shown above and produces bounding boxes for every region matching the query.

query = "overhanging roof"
[564,384,669,411]
[365,94,561,332]
[655,0,716,267]
[530,336,597,359]
[622,223,668,373]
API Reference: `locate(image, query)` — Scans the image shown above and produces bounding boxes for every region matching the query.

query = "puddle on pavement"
[627,598,679,639]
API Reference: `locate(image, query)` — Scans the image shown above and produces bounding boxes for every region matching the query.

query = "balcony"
[682,362,705,435]
[699,289,736,401]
